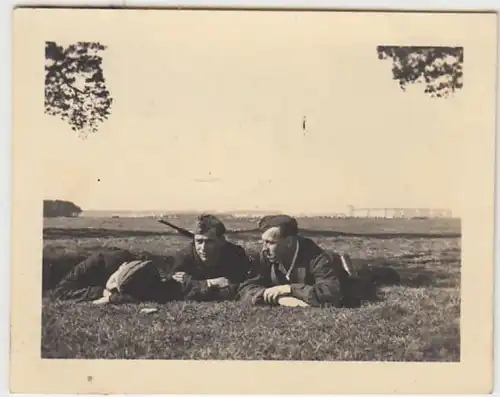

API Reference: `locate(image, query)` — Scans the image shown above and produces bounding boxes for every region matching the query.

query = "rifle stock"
[157,218,195,238]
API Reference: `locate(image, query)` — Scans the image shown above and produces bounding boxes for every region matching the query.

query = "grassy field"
[42,216,461,361]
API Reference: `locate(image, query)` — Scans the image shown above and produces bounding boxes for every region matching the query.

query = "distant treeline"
[44,200,82,218]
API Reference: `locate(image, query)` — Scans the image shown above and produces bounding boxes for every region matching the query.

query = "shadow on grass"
[352,257,459,289]
[44,228,191,239]
[43,227,461,240]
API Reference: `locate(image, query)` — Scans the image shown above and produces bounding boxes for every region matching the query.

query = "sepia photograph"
[10,7,496,394]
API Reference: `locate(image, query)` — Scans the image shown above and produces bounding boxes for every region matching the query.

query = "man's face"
[261,226,290,262]
[194,232,223,263]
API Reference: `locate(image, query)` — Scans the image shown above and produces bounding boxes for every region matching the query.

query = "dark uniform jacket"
[169,241,252,301]
[238,236,345,307]
[52,249,180,303]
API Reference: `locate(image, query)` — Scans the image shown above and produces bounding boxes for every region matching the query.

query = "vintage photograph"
[41,23,464,361]
[11,7,496,394]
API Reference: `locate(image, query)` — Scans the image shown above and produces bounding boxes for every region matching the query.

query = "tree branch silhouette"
[377,46,464,98]
[58,72,85,95]
[45,41,113,138]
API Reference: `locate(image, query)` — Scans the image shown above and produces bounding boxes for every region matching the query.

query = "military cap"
[194,214,226,237]
[112,260,154,293]
[258,214,299,237]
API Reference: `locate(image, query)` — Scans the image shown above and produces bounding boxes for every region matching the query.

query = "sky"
[40,11,472,216]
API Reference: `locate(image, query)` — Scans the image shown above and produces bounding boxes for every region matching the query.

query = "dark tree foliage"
[44,200,82,217]
[376,46,464,98]
[45,41,113,137]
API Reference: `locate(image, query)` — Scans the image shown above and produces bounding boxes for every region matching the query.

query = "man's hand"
[263,285,291,304]
[172,272,187,284]
[206,277,230,288]
[277,296,310,307]
[92,296,110,305]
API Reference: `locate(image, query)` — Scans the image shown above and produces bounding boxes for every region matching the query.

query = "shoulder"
[223,240,248,257]
[172,243,196,264]
[222,242,264,269]
[299,236,340,264]
[301,240,349,278]
[100,248,135,263]
[298,236,327,257]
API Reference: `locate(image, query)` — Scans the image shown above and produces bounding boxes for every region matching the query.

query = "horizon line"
[78,209,456,218]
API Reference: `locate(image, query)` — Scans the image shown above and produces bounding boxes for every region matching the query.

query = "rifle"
[157,218,194,239]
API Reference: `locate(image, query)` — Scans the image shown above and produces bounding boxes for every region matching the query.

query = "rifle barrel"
[157,219,194,238]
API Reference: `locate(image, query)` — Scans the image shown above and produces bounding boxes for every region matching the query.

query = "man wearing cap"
[168,214,252,302]
[238,214,358,308]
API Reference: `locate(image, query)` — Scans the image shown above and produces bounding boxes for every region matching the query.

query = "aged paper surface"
[11,8,496,394]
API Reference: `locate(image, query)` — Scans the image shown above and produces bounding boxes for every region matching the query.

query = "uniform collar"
[283,239,300,281]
